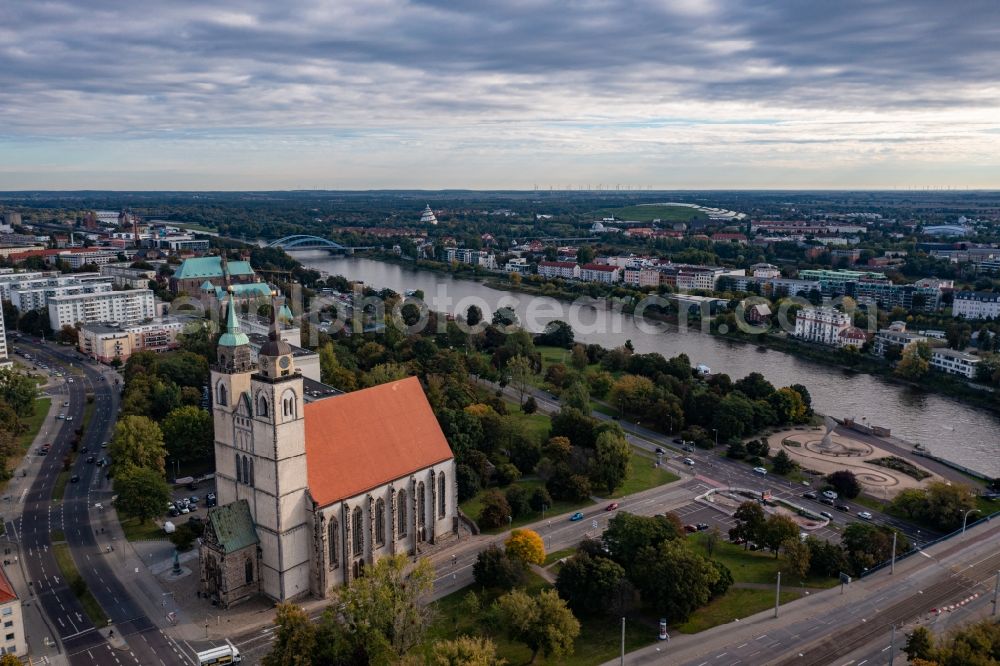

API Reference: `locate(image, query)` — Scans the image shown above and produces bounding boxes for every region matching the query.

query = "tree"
[576,245,595,264]
[894,481,978,531]
[109,415,166,477]
[263,603,317,666]
[114,466,171,524]
[430,636,505,666]
[466,305,483,328]
[726,440,747,459]
[496,588,580,663]
[529,486,552,512]
[492,307,519,328]
[505,529,545,566]
[0,367,38,417]
[632,539,722,621]
[479,490,512,529]
[895,341,931,380]
[521,395,537,414]
[0,654,20,666]
[506,354,534,407]
[161,406,213,464]
[549,407,597,448]
[603,512,681,574]
[59,324,79,345]
[474,545,523,589]
[538,320,575,348]
[825,470,861,499]
[703,526,722,558]
[842,523,909,576]
[591,431,632,495]
[555,552,628,616]
[762,514,800,557]
[456,464,481,502]
[561,381,590,412]
[570,344,589,370]
[903,626,935,663]
[733,372,775,400]
[772,449,796,475]
[805,536,849,578]
[782,537,811,579]
[730,501,766,548]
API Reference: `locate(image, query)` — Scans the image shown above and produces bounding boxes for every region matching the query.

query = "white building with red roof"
[0,568,24,657]
[200,294,457,607]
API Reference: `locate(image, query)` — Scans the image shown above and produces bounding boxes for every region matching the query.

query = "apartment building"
[793,307,852,346]
[101,263,157,289]
[580,263,621,283]
[78,318,184,363]
[10,276,114,312]
[623,265,662,288]
[0,270,61,300]
[0,569,25,657]
[873,322,929,357]
[537,261,580,280]
[444,247,498,269]
[952,291,1000,320]
[929,348,980,379]
[48,289,156,330]
[799,269,888,296]
[503,257,530,274]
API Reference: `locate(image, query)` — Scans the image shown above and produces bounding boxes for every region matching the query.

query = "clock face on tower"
[278,356,291,370]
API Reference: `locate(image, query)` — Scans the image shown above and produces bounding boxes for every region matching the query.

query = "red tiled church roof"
[0,568,17,604]
[303,377,453,507]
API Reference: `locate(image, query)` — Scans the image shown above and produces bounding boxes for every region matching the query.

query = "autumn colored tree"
[505,529,545,566]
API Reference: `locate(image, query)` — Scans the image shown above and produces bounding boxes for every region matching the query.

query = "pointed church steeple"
[217,290,253,373]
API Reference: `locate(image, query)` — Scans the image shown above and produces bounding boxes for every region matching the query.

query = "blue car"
[569,512,584,521]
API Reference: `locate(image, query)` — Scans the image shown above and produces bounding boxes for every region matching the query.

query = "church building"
[199,293,458,606]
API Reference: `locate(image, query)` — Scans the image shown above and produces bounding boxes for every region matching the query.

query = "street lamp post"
[963,509,981,534]
[712,428,718,448]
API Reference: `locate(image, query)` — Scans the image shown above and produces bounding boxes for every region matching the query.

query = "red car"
[684,524,698,533]
[605,502,619,511]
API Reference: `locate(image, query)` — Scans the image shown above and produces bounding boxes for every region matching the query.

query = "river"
[296,252,999,478]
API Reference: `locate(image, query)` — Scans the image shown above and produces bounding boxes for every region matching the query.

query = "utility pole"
[620,617,625,666]
[891,531,897,574]
[888,624,895,665]
[774,571,781,618]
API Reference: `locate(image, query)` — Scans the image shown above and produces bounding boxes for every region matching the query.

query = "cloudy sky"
[2,0,999,190]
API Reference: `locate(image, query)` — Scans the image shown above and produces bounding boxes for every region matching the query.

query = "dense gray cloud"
[0,0,998,187]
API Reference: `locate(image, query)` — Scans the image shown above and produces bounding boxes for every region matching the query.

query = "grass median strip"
[52,543,109,627]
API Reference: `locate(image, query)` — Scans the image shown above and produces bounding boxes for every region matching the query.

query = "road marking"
[755,634,768,640]
[737,643,747,648]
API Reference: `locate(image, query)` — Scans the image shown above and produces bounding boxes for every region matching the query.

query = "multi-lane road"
[9,341,190,666]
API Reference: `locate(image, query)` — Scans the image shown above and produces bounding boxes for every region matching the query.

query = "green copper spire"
[218,291,250,348]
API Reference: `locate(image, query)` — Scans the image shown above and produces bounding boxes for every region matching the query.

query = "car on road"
[672,438,683,444]
[70,475,79,483]
[57,414,65,420]
[820,497,835,506]
[65,416,73,421]
[63,401,70,407]
[857,511,873,520]
[803,491,818,500]
[836,503,851,512]
[569,512,584,521]
[67,378,74,383]
[86,456,96,463]
[682,444,695,452]
[822,490,839,500]
[654,447,665,454]
[696,523,710,531]
[168,507,179,517]
[684,524,698,533]
[37,448,48,456]
[605,502,619,511]
[820,511,834,520]
[101,441,108,448]
[683,457,695,466]
[753,466,768,475]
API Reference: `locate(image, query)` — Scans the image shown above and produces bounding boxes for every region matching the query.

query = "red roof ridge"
[0,567,17,604]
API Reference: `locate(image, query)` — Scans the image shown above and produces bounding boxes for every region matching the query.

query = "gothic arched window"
[397,490,407,537]
[417,482,426,528]
[248,457,254,487]
[217,383,227,406]
[242,456,250,486]
[352,507,364,557]
[438,473,446,519]
[328,518,339,569]
[235,452,242,483]
[258,395,269,417]
[375,499,386,547]
[245,557,254,584]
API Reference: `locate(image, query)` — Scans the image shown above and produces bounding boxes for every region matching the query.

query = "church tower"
[211,291,254,511]
[248,296,310,601]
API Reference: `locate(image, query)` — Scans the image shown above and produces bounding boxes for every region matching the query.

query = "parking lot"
[670,497,843,544]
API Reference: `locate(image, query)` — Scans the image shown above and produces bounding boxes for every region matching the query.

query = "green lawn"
[52,469,71,502]
[461,479,592,534]
[609,452,680,498]
[505,403,552,442]
[425,572,656,665]
[543,547,576,566]
[2,397,53,492]
[81,397,96,434]
[120,516,167,542]
[593,204,708,223]
[676,588,802,634]
[53,543,109,627]
[689,532,837,589]
[50,529,66,542]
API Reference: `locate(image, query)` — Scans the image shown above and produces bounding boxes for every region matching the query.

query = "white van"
[197,641,242,665]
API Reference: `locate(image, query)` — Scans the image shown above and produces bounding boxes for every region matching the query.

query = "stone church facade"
[199,293,457,606]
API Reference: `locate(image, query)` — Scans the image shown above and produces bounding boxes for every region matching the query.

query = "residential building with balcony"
[503,257,530,274]
[793,307,852,346]
[580,263,621,283]
[100,263,157,289]
[952,291,1000,320]
[872,322,929,357]
[929,348,980,379]
[78,318,184,363]
[537,261,580,280]
[10,276,115,312]
[48,289,156,330]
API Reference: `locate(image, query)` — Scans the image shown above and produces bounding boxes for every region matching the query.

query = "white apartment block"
[504,257,530,274]
[78,318,184,363]
[873,323,928,357]
[0,270,61,300]
[10,277,114,312]
[0,569,25,658]
[444,248,497,269]
[48,289,156,330]
[61,251,118,269]
[929,348,980,379]
[537,261,580,280]
[751,263,781,278]
[580,263,621,283]
[952,291,1000,320]
[793,307,852,346]
[675,267,745,292]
